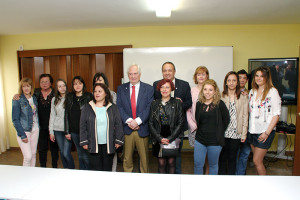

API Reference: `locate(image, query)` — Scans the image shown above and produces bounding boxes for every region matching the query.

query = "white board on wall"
[123,46,233,91]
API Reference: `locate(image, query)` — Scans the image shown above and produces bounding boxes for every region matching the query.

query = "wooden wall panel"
[59,56,67,81]
[20,58,34,80]
[112,53,123,92]
[33,57,44,89]
[18,45,131,95]
[72,55,80,77]
[72,55,94,92]
[89,54,96,81]
[18,45,132,57]
[66,56,72,92]
[44,57,50,74]
[95,54,105,73]
[49,56,60,85]
[105,54,114,91]
[78,55,93,93]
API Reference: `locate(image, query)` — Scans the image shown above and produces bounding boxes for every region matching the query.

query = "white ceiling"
[0,0,300,35]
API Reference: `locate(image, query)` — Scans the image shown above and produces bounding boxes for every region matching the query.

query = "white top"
[130,82,140,102]
[49,97,65,134]
[126,82,142,125]
[248,87,281,134]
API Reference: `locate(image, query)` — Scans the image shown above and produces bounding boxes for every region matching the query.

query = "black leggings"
[158,157,176,174]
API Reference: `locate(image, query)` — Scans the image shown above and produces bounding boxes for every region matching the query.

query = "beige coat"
[221,94,249,140]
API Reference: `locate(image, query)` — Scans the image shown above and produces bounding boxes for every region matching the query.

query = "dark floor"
[0,148,293,175]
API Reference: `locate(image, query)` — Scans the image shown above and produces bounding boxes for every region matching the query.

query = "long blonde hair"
[198,79,221,105]
[251,67,274,101]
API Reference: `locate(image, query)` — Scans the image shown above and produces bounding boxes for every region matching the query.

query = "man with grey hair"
[117,64,154,173]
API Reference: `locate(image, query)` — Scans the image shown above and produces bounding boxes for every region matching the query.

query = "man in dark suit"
[153,62,192,174]
[117,64,154,173]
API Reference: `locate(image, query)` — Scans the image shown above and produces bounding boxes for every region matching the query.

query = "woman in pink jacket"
[186,66,209,173]
[186,66,209,146]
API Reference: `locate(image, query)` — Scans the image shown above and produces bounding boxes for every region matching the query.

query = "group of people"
[12,61,281,176]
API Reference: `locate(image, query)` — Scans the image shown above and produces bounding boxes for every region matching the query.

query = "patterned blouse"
[225,101,239,139]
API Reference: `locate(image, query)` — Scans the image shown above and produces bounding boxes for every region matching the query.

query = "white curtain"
[0,62,10,154]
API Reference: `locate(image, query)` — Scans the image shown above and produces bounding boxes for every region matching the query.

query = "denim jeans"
[54,131,75,169]
[236,138,251,175]
[175,137,183,174]
[194,140,222,175]
[71,132,90,170]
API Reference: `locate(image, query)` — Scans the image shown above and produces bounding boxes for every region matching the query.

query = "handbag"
[158,138,181,158]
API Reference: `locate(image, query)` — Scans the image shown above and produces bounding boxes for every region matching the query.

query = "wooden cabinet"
[17,45,132,92]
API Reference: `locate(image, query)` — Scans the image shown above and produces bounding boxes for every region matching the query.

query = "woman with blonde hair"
[218,71,248,175]
[248,67,281,175]
[12,78,39,167]
[194,79,229,175]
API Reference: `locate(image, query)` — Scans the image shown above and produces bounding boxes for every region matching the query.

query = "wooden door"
[17,45,131,93]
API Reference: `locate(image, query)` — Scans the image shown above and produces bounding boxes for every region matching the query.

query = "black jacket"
[79,101,124,154]
[153,78,192,132]
[148,98,183,144]
[64,92,93,134]
[195,100,230,147]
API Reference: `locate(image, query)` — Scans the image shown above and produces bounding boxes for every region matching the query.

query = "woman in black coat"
[149,79,183,174]
[80,83,124,171]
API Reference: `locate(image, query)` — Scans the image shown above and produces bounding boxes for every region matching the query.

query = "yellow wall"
[0,24,300,147]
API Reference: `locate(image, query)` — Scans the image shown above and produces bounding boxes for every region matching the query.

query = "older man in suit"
[117,64,154,173]
[153,62,192,174]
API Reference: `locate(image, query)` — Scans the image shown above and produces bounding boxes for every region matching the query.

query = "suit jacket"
[117,81,154,137]
[153,78,192,131]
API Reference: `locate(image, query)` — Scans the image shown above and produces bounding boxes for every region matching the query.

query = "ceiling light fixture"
[147,0,180,18]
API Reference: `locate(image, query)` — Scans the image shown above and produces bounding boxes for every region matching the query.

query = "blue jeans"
[71,132,90,170]
[54,131,75,169]
[236,138,251,175]
[194,140,222,175]
[175,137,183,174]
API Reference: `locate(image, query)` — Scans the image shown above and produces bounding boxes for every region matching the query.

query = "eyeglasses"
[40,81,50,84]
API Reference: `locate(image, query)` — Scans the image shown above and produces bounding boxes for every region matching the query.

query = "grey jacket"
[79,101,124,154]
[49,97,65,134]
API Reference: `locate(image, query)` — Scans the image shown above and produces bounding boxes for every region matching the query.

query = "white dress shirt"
[171,79,175,97]
[126,82,142,125]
